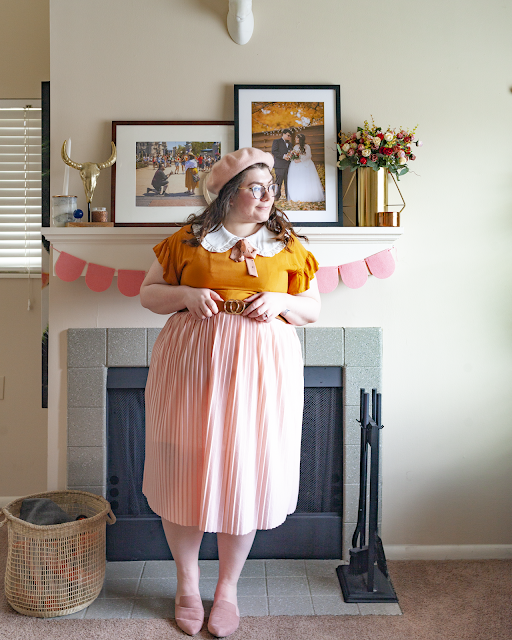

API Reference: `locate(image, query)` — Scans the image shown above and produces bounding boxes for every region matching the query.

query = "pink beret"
[206,147,275,195]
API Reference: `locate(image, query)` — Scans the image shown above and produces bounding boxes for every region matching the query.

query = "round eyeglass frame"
[238,183,280,199]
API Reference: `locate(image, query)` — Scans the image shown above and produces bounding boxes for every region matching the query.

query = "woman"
[287,133,325,203]
[184,153,199,194]
[140,147,320,637]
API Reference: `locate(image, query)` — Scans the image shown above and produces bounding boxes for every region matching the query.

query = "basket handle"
[106,509,116,525]
[0,512,7,528]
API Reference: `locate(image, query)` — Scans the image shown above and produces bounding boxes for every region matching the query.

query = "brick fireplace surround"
[66,326,383,561]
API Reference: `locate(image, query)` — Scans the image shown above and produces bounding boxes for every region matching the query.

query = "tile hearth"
[48,559,401,620]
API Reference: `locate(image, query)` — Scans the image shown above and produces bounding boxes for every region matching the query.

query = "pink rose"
[357,144,364,151]
[347,148,355,156]
[371,154,378,162]
[410,154,416,160]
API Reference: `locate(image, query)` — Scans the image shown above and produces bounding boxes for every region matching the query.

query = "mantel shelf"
[43,226,403,271]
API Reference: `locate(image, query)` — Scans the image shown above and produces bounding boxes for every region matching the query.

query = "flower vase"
[357,168,389,227]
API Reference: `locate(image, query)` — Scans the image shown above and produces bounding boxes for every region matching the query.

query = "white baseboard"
[0,496,21,510]
[385,545,512,560]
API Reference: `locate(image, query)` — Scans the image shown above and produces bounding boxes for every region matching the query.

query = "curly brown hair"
[182,163,307,250]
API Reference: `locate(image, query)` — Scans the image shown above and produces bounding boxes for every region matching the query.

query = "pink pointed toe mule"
[175,595,205,636]
[207,600,240,637]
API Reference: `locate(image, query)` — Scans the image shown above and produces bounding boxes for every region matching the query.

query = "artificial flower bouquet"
[337,118,422,179]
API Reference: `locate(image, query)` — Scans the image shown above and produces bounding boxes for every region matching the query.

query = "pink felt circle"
[85,263,115,292]
[339,261,368,289]
[54,251,87,282]
[365,249,396,279]
[118,269,146,297]
[316,266,339,293]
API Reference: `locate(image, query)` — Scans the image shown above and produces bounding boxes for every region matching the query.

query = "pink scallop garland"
[53,247,396,296]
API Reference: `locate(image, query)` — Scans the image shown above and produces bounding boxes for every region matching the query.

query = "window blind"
[0,100,42,274]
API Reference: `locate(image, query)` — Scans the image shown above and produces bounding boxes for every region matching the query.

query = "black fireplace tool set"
[337,388,398,603]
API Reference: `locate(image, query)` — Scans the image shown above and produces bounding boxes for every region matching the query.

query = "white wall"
[49,0,512,547]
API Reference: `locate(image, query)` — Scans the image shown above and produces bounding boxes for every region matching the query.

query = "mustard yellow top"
[154,224,319,301]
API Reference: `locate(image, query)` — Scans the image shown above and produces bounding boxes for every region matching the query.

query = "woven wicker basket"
[0,490,116,618]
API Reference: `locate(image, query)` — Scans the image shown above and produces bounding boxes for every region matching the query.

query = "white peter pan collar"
[198,224,285,257]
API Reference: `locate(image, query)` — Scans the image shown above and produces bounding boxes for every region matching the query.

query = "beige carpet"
[1,526,510,640]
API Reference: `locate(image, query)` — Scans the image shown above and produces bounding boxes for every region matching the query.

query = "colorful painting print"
[135,141,221,208]
[251,102,326,212]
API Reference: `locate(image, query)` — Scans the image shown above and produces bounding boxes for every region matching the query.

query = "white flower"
[398,150,405,158]
[399,157,407,165]
[338,154,346,162]
[342,143,350,152]
[361,148,371,157]
[384,132,394,142]
[356,131,362,139]
[373,137,381,146]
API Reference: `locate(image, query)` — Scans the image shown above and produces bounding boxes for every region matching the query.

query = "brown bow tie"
[230,239,258,277]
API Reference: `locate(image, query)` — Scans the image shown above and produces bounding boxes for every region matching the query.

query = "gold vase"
[357,168,389,227]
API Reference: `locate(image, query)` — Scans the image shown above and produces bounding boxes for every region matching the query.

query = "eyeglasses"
[238,183,280,199]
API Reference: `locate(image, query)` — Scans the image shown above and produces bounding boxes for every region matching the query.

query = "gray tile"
[67,447,105,487]
[105,561,145,580]
[305,559,342,577]
[344,404,362,445]
[240,560,265,577]
[344,328,382,367]
[344,444,360,485]
[68,367,107,408]
[344,484,360,523]
[237,577,267,596]
[343,367,382,406]
[84,598,134,619]
[107,328,147,366]
[137,577,177,597]
[131,597,174,619]
[142,560,177,578]
[312,595,359,615]
[199,578,217,600]
[305,328,344,366]
[238,596,268,617]
[267,576,310,597]
[99,579,139,598]
[69,485,106,498]
[198,559,219,578]
[68,329,106,368]
[295,326,305,362]
[307,575,342,595]
[265,559,306,577]
[268,596,314,616]
[147,328,161,365]
[358,603,402,615]
[68,408,106,447]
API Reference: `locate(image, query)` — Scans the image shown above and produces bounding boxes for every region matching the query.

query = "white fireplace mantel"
[43,227,403,272]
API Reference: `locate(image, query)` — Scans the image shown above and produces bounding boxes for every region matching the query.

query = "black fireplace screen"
[107,368,342,518]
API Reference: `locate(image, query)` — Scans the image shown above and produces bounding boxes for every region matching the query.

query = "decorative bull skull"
[61,140,116,204]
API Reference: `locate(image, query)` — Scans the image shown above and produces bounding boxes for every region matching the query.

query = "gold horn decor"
[61,140,117,204]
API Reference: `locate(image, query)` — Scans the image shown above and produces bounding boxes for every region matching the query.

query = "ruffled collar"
[197,224,285,257]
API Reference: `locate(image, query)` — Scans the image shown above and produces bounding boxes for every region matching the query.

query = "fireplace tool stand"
[337,388,398,603]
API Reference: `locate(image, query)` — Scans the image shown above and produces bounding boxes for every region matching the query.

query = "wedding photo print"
[235,86,341,225]
[251,101,326,212]
[135,141,221,208]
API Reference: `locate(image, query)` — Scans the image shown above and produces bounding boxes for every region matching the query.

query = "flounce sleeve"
[288,250,319,295]
[153,237,179,285]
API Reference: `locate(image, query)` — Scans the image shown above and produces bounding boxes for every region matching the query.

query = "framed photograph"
[112,121,234,226]
[234,85,342,226]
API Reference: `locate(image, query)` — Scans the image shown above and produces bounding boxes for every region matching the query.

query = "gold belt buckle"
[224,299,246,315]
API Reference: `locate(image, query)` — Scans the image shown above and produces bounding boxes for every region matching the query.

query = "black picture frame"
[234,84,342,227]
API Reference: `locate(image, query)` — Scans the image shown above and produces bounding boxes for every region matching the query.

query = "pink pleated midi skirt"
[142,311,304,535]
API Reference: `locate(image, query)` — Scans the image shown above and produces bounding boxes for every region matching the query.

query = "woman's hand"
[294,159,301,163]
[242,292,288,323]
[182,287,224,320]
